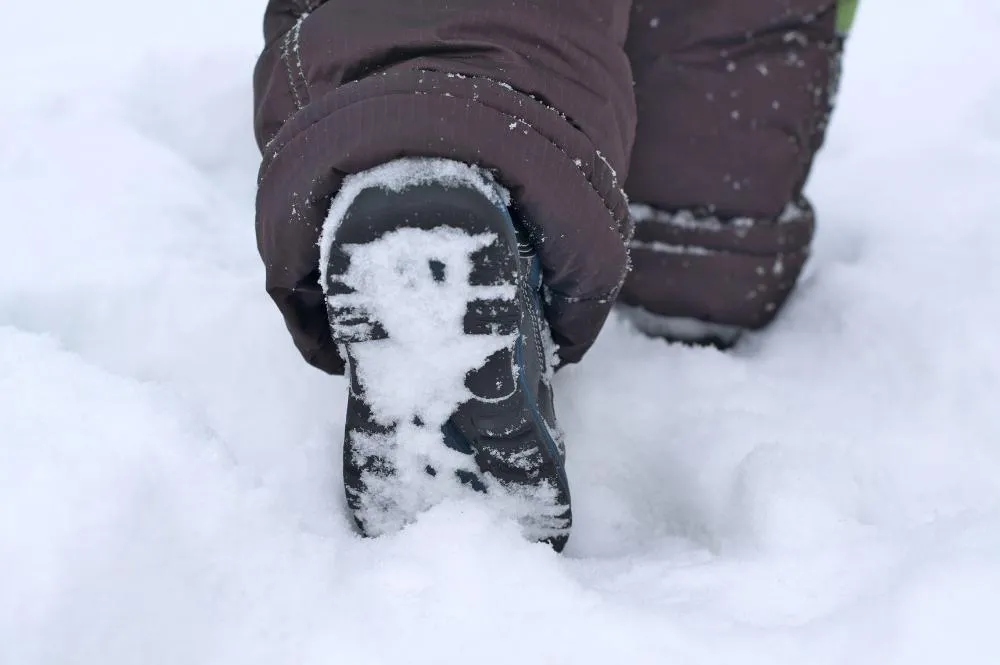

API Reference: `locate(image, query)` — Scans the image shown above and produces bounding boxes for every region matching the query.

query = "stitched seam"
[280,30,303,110]
[291,15,310,107]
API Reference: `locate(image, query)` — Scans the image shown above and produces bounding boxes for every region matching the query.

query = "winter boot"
[320,159,571,551]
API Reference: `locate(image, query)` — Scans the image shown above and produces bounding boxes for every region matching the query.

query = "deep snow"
[2,1,1000,664]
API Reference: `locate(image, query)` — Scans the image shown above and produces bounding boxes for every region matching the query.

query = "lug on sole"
[323,184,571,551]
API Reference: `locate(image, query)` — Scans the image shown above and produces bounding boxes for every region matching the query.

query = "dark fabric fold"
[254,1,637,374]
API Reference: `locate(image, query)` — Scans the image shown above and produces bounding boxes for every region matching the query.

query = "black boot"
[321,159,571,551]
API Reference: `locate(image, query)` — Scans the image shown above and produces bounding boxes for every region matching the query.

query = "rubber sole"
[323,183,571,551]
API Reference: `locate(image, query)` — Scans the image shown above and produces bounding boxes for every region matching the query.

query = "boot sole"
[324,183,571,551]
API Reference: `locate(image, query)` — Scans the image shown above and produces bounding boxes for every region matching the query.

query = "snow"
[2,1,1000,664]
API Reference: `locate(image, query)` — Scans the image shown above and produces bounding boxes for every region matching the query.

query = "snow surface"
[3,1,1000,664]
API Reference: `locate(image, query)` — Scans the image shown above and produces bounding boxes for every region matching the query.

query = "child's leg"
[621,0,849,343]
[254,0,637,374]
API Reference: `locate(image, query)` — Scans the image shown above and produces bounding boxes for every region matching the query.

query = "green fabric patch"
[837,0,859,33]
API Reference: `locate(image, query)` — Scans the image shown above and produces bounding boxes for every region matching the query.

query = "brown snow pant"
[254,0,844,375]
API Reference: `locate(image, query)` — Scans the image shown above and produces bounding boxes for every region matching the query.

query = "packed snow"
[3,1,1000,664]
